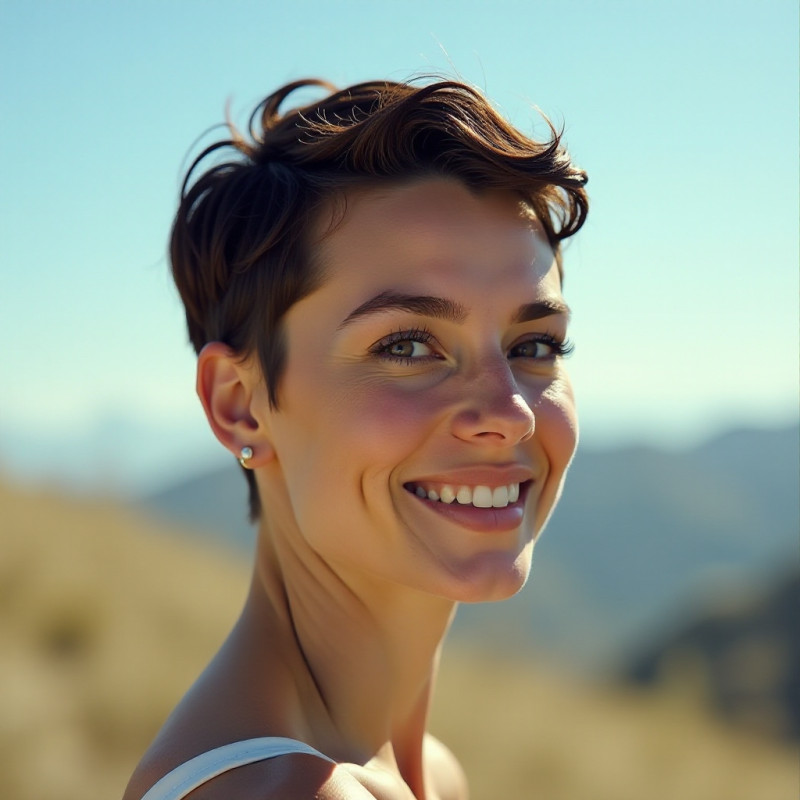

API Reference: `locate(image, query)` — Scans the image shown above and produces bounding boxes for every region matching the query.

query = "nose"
[450,359,535,446]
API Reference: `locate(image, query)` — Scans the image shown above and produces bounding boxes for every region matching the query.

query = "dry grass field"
[1,479,796,800]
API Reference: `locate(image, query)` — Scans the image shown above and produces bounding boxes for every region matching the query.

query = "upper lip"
[405,464,535,489]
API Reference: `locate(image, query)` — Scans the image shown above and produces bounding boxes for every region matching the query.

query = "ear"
[196,342,275,467]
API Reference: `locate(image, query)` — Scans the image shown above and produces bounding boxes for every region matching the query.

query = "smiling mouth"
[403,481,529,509]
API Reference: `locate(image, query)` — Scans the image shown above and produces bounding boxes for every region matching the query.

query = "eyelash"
[370,328,575,364]
[370,327,440,365]
[510,333,575,360]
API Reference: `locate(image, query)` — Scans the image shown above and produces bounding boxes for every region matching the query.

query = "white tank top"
[140,737,336,800]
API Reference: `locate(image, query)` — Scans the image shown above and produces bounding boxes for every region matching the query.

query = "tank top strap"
[140,736,336,800]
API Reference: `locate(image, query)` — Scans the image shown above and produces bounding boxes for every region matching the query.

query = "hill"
[0,479,796,800]
[624,568,800,741]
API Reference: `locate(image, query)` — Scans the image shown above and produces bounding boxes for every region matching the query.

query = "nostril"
[451,399,534,443]
[449,368,535,444]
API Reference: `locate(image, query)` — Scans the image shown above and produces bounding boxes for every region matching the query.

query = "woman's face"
[261,178,578,603]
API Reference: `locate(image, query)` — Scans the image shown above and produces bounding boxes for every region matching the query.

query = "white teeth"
[492,485,510,507]
[456,486,473,504]
[411,482,522,507]
[472,486,493,508]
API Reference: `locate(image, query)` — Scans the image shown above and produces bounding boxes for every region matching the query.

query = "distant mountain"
[140,423,800,671]
[140,462,254,550]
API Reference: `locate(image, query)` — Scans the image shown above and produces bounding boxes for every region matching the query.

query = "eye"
[385,339,435,358]
[508,334,574,360]
[370,328,442,363]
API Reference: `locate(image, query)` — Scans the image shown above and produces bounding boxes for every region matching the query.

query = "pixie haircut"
[170,77,589,521]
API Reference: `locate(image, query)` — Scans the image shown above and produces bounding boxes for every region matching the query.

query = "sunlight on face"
[262,178,578,603]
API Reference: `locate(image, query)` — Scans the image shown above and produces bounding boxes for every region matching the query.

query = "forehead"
[309,177,562,306]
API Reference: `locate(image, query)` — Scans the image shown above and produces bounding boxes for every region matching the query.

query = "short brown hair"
[170,77,589,521]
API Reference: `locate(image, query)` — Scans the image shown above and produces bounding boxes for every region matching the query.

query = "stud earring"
[238,446,254,468]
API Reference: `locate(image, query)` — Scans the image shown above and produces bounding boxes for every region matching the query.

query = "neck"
[240,513,457,791]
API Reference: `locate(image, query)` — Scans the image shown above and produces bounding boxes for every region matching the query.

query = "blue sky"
[1,0,797,492]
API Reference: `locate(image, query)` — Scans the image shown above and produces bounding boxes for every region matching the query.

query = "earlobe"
[196,342,275,466]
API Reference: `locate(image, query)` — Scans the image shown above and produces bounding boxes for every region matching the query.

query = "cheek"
[539,374,579,464]
[272,380,446,557]
[325,380,446,464]
[273,377,445,498]
[530,375,578,533]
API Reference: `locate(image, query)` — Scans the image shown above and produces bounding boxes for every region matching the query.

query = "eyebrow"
[338,291,468,329]
[338,290,570,329]
[512,298,571,323]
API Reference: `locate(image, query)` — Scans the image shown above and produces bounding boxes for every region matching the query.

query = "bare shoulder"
[256,759,386,800]
[124,737,465,800]
[425,734,469,800]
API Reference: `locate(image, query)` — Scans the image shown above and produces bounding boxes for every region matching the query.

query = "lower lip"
[406,482,531,533]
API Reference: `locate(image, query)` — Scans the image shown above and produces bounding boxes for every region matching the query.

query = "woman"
[124,77,588,800]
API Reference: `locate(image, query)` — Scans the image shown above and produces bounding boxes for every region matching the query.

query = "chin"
[438,546,534,605]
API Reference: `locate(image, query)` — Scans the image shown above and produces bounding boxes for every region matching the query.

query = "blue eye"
[509,335,574,360]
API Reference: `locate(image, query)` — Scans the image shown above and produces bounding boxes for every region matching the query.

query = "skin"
[124,177,578,800]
